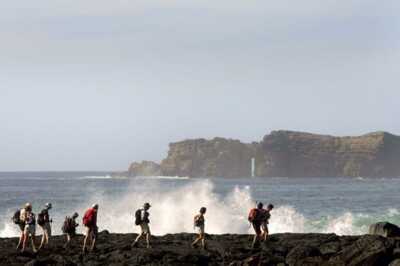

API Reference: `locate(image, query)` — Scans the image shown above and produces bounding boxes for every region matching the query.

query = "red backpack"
[83,208,95,226]
[248,208,259,223]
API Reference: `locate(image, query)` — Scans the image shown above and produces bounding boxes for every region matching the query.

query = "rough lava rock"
[2,232,400,265]
[369,222,400,238]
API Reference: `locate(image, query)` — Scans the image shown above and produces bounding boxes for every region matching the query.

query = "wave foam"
[1,179,399,237]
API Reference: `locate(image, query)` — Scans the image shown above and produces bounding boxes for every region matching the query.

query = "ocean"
[1,172,399,238]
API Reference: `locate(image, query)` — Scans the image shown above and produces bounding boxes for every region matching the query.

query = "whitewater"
[0,172,399,238]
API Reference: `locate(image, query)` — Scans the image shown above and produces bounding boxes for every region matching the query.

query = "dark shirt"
[41,209,50,223]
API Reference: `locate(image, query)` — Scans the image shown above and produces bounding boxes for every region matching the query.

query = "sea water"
[0,172,399,237]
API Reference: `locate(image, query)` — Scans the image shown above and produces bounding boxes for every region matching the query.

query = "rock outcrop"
[369,222,400,238]
[257,131,400,177]
[160,138,259,178]
[1,232,400,265]
[125,130,400,178]
[127,161,161,177]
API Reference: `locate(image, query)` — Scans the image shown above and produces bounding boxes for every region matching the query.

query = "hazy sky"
[0,1,399,171]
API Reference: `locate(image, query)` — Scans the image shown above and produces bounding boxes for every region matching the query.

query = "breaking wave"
[1,179,400,237]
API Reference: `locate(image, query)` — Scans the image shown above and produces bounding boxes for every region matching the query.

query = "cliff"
[258,131,400,177]
[1,231,400,265]
[125,131,400,178]
[160,138,259,178]
[127,161,161,177]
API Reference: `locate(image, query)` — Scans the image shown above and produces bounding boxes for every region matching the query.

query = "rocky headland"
[2,229,400,265]
[123,131,400,178]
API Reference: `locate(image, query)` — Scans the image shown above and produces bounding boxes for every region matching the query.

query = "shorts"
[85,225,98,237]
[196,225,205,235]
[252,222,262,235]
[24,224,36,236]
[18,223,25,232]
[140,223,150,234]
[41,222,52,237]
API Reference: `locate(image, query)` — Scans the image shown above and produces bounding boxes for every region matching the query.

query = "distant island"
[118,130,400,178]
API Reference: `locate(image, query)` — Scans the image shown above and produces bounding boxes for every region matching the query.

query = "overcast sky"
[0,0,399,171]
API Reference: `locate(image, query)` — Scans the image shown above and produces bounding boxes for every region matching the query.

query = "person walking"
[192,207,207,249]
[248,202,266,248]
[132,203,152,249]
[21,203,38,253]
[13,203,28,250]
[62,212,79,248]
[261,204,274,241]
[82,204,98,254]
[38,202,52,249]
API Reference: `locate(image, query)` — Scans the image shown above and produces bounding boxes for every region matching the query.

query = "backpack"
[135,209,142,226]
[62,217,74,234]
[12,210,21,224]
[248,208,260,223]
[83,208,95,226]
[194,215,204,227]
[37,210,46,226]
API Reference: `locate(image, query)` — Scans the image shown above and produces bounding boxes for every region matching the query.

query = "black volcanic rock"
[369,222,400,238]
[1,232,400,265]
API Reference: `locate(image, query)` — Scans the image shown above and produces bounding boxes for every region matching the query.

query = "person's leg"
[133,224,145,246]
[146,226,151,248]
[199,233,205,249]
[17,228,24,249]
[251,223,261,248]
[82,227,90,253]
[21,228,28,252]
[39,226,45,249]
[192,234,201,247]
[45,223,51,245]
[133,233,143,244]
[64,234,70,248]
[30,233,37,253]
[90,230,97,251]
[263,226,269,241]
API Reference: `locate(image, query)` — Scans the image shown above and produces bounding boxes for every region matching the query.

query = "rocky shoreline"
[1,231,400,265]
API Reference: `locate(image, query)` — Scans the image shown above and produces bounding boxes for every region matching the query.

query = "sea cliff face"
[160,138,258,178]
[125,131,400,178]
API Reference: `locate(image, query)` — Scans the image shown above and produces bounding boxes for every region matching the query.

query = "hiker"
[261,204,274,241]
[248,202,266,248]
[21,203,38,253]
[38,202,52,249]
[191,207,207,249]
[82,204,98,253]
[13,203,28,250]
[62,212,79,248]
[132,202,152,248]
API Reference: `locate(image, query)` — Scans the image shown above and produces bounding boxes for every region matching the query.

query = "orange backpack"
[248,208,259,223]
